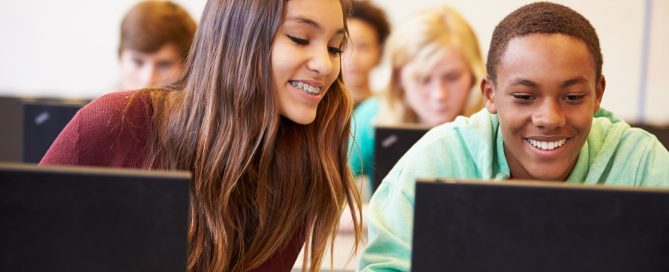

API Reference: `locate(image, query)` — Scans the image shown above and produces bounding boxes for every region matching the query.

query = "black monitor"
[0,163,191,272]
[22,101,86,163]
[372,125,429,193]
[412,179,669,272]
[0,96,23,162]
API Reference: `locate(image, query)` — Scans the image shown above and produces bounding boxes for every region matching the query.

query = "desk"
[291,231,365,272]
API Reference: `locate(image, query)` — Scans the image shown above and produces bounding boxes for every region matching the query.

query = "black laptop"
[372,125,429,193]
[22,101,86,163]
[0,96,23,162]
[412,179,669,272]
[0,163,191,272]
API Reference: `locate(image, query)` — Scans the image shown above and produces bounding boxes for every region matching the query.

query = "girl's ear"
[481,75,497,114]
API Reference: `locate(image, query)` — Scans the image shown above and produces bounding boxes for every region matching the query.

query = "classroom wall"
[644,0,669,125]
[0,0,206,98]
[0,0,666,123]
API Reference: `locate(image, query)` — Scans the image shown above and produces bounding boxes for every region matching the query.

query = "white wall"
[643,0,669,125]
[370,0,668,124]
[0,0,666,123]
[0,0,207,99]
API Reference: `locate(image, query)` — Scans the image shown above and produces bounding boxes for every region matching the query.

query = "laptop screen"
[412,179,669,271]
[22,101,87,163]
[372,125,429,193]
[0,163,191,272]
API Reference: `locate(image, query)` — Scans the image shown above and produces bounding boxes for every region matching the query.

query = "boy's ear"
[593,75,606,113]
[481,75,498,114]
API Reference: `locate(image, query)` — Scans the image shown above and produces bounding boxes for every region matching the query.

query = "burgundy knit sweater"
[40,90,304,272]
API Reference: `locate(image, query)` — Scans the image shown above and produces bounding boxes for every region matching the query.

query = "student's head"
[149,0,358,271]
[376,6,485,126]
[118,1,196,90]
[341,1,390,103]
[481,2,606,181]
[173,0,352,126]
[272,0,351,124]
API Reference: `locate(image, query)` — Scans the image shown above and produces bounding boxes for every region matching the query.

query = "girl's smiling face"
[482,33,605,181]
[271,0,346,125]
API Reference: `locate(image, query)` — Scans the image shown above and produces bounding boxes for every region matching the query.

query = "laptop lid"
[0,163,190,272]
[412,179,669,272]
[372,125,429,193]
[22,101,86,163]
[0,96,23,162]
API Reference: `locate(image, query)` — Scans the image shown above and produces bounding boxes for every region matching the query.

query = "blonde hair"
[375,6,485,125]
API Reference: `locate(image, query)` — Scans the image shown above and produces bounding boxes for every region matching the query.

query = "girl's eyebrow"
[287,16,345,35]
[288,16,321,29]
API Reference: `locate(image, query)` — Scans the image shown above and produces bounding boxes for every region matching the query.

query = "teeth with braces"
[291,81,321,95]
[528,138,566,150]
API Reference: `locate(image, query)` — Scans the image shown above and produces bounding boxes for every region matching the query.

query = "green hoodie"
[357,108,669,272]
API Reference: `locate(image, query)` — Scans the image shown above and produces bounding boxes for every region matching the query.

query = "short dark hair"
[486,2,603,84]
[351,1,391,46]
[119,1,197,59]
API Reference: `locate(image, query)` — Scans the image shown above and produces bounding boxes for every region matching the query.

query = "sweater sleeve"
[251,229,305,272]
[39,90,152,168]
[40,108,83,165]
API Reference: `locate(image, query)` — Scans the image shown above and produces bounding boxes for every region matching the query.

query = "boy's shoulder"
[584,108,669,187]
[419,108,499,149]
[590,108,656,145]
[383,109,502,190]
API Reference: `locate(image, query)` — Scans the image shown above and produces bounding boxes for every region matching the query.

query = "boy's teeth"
[528,138,566,150]
[291,81,321,95]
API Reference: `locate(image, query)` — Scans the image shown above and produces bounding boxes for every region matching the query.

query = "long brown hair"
[131,0,360,271]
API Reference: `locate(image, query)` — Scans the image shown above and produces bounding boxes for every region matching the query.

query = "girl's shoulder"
[353,96,380,123]
[355,95,379,110]
[78,90,153,143]
[40,90,154,167]
[80,90,152,124]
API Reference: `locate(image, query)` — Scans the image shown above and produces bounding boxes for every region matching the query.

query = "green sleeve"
[357,180,414,272]
[356,117,485,272]
[635,135,669,188]
[356,110,501,272]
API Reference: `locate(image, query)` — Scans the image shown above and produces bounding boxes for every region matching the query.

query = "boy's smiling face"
[481,33,606,181]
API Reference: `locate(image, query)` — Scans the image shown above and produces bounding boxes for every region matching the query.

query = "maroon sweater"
[40,90,304,272]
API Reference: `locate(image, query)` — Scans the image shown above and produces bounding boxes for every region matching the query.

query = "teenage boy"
[117,1,196,91]
[356,2,669,271]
